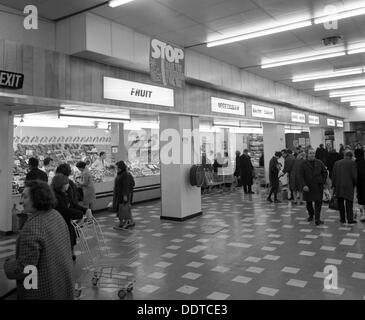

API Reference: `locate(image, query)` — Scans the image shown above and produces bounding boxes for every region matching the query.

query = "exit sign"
[0,70,24,89]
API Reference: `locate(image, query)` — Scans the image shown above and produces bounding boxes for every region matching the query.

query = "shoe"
[123,220,135,229]
[315,220,324,226]
[267,198,273,203]
[340,220,346,224]
[293,201,297,205]
[299,202,304,205]
[347,221,357,225]
[72,255,76,261]
[274,199,281,203]
[248,191,255,194]
[307,216,314,222]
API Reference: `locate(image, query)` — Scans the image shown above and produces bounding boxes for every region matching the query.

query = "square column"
[262,123,285,183]
[159,114,202,221]
[111,122,128,161]
[334,128,344,151]
[0,111,14,233]
[310,127,324,149]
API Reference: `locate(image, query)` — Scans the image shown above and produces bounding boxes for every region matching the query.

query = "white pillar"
[310,127,324,149]
[111,122,127,162]
[334,128,344,151]
[262,123,285,183]
[159,114,202,221]
[0,111,14,233]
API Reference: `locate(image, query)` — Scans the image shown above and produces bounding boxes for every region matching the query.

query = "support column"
[310,127,324,149]
[262,123,285,183]
[0,111,13,233]
[111,122,128,162]
[334,128,344,151]
[159,114,202,221]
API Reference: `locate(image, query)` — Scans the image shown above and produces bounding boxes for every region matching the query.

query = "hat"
[275,151,282,157]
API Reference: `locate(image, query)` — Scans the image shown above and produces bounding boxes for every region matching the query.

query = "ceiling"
[2,0,365,109]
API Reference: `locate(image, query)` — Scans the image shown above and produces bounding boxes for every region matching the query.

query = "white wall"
[0,5,55,50]
[310,127,324,149]
[345,108,365,122]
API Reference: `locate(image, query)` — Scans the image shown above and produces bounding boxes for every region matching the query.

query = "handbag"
[118,202,132,220]
[328,194,338,211]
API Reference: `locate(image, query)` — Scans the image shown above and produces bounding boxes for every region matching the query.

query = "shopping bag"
[118,203,132,220]
[328,196,338,211]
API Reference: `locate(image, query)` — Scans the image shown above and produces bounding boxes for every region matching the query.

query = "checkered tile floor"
[2,188,365,300]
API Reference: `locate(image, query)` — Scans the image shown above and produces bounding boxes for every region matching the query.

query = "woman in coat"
[267,151,282,203]
[113,161,135,229]
[76,161,96,209]
[4,180,74,300]
[290,151,306,204]
[355,148,365,222]
[52,174,92,259]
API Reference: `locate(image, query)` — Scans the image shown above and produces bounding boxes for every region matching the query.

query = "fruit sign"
[150,38,185,88]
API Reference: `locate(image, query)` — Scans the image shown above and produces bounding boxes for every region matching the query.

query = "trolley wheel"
[118,289,127,299]
[91,277,99,286]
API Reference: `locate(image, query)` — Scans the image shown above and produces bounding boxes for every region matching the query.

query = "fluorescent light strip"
[315,78,365,91]
[262,51,345,69]
[314,5,365,24]
[207,20,311,47]
[109,0,135,8]
[59,113,130,123]
[341,95,365,102]
[292,67,364,82]
[329,87,365,97]
[351,101,365,107]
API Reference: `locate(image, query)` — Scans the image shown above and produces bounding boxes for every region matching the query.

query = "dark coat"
[332,159,357,201]
[290,158,305,192]
[4,209,74,300]
[326,151,341,179]
[112,171,135,212]
[238,154,253,185]
[269,156,280,188]
[66,179,79,205]
[234,155,240,177]
[356,157,365,205]
[54,190,85,247]
[283,154,295,189]
[25,168,48,183]
[299,159,328,202]
[315,147,328,165]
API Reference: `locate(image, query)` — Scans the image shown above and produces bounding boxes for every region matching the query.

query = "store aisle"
[71,189,365,300]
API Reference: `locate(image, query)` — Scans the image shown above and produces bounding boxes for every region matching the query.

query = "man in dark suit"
[238,149,254,194]
[25,157,48,183]
[315,144,328,165]
[299,149,328,226]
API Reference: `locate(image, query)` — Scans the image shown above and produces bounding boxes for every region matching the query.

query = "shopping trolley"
[72,216,139,299]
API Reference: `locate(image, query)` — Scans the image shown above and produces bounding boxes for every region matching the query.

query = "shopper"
[91,151,109,171]
[282,149,295,200]
[41,157,55,184]
[51,174,92,259]
[113,161,135,229]
[55,163,78,204]
[267,151,282,203]
[3,180,74,300]
[339,144,345,159]
[234,150,241,184]
[315,144,327,165]
[238,149,254,194]
[326,147,341,179]
[355,148,365,222]
[75,161,96,209]
[299,148,328,225]
[332,151,357,224]
[291,151,306,205]
[25,157,48,183]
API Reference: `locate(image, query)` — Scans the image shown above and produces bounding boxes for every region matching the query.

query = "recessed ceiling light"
[292,66,364,82]
[109,0,135,8]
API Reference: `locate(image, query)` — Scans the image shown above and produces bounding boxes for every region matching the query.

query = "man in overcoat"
[238,149,254,194]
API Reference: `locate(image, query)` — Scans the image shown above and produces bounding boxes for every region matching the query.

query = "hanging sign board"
[291,112,306,123]
[251,105,275,119]
[103,77,174,107]
[211,97,245,116]
[150,38,185,88]
[327,118,336,126]
[308,115,320,125]
[0,70,24,89]
[336,120,343,128]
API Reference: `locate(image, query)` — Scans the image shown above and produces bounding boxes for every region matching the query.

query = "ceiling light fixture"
[292,66,364,82]
[347,42,365,55]
[262,47,345,68]
[350,101,365,107]
[329,87,365,97]
[314,78,365,91]
[341,95,365,102]
[59,113,130,123]
[109,0,135,8]
[314,4,365,24]
[207,20,311,47]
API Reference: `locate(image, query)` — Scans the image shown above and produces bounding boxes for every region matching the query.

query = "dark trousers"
[306,201,322,221]
[268,186,278,200]
[243,184,252,193]
[337,197,354,223]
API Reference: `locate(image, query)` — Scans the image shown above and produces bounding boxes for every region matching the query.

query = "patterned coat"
[4,209,74,300]
[78,168,96,207]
